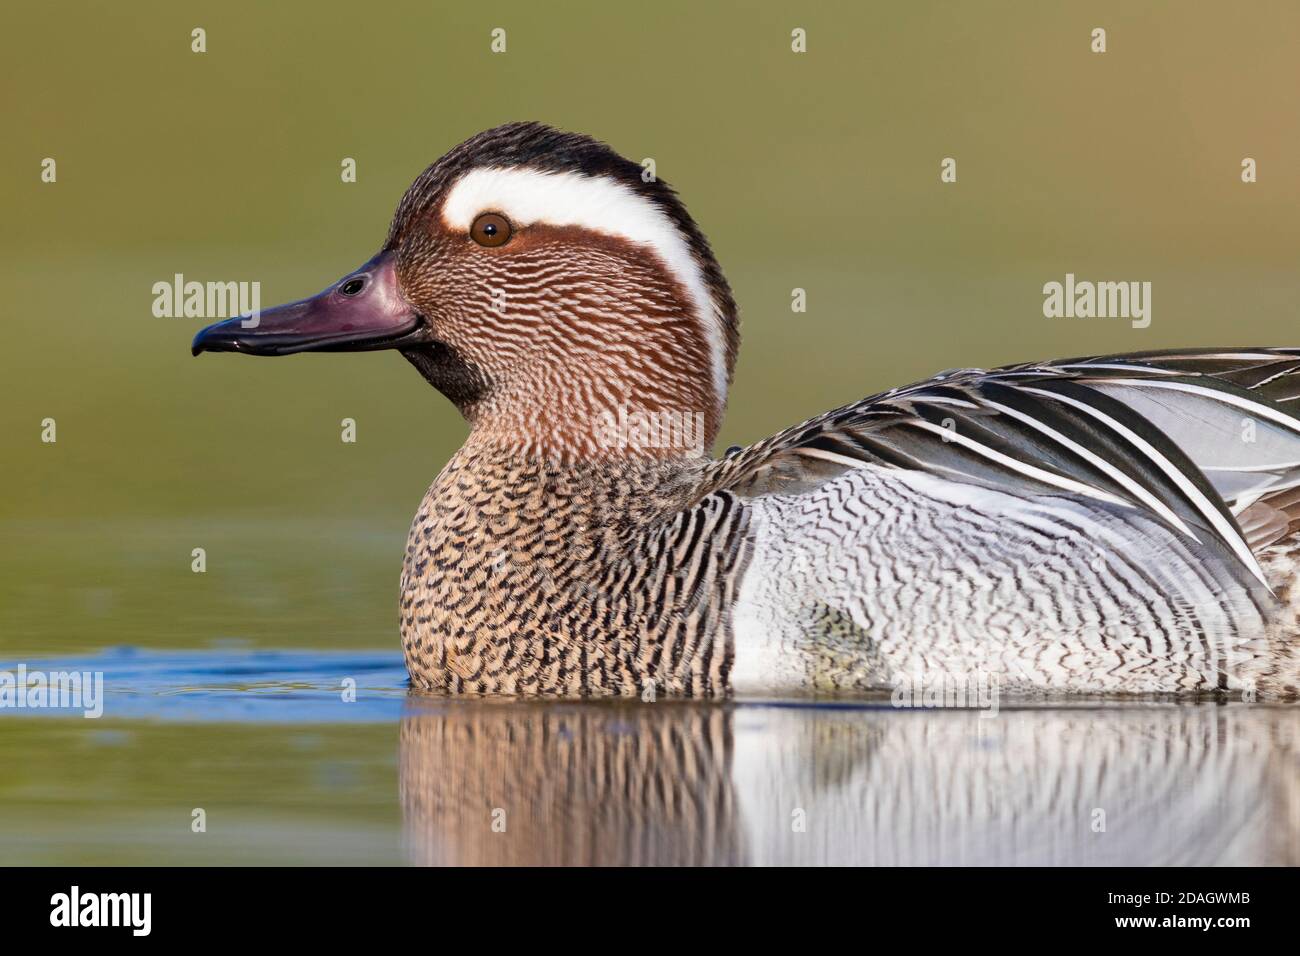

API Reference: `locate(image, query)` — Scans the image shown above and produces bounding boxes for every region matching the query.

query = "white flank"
[441,166,729,410]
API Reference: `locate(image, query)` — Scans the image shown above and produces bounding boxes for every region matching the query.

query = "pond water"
[1,647,1296,865]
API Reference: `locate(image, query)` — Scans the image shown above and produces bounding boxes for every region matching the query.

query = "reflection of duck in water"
[195,121,1300,698]
[399,701,746,866]
[399,701,1299,865]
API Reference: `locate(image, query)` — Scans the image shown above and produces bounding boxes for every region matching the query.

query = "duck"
[194,121,1300,699]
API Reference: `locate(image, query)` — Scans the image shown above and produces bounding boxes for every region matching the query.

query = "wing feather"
[705,347,1300,584]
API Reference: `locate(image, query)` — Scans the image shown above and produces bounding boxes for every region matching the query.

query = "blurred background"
[1,2,1297,863]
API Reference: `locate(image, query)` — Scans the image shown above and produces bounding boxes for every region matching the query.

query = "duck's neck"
[463,354,721,464]
[405,277,726,464]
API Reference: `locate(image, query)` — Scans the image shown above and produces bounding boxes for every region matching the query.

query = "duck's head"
[193,122,738,462]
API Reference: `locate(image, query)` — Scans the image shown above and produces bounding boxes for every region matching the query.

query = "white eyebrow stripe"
[440,166,728,413]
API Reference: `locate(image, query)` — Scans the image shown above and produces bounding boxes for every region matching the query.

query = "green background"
[3,0,1298,656]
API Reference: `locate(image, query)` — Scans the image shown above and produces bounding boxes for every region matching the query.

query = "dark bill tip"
[190,315,427,357]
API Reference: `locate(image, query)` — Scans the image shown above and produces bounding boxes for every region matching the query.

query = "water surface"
[2,647,1295,865]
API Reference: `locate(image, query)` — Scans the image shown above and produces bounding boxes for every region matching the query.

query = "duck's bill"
[190,250,431,357]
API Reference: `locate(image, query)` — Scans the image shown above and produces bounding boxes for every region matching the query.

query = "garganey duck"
[194,122,1300,699]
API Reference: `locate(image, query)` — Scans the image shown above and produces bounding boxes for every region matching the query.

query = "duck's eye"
[470,212,512,248]
[339,278,366,296]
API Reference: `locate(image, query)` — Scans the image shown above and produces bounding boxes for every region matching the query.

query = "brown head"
[192,122,739,462]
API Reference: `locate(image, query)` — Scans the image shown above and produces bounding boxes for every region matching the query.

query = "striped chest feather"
[399,445,748,695]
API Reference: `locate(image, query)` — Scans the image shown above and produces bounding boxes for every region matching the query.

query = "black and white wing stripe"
[705,348,1300,588]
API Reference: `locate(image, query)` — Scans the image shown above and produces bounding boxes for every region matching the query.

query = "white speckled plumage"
[731,463,1276,696]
